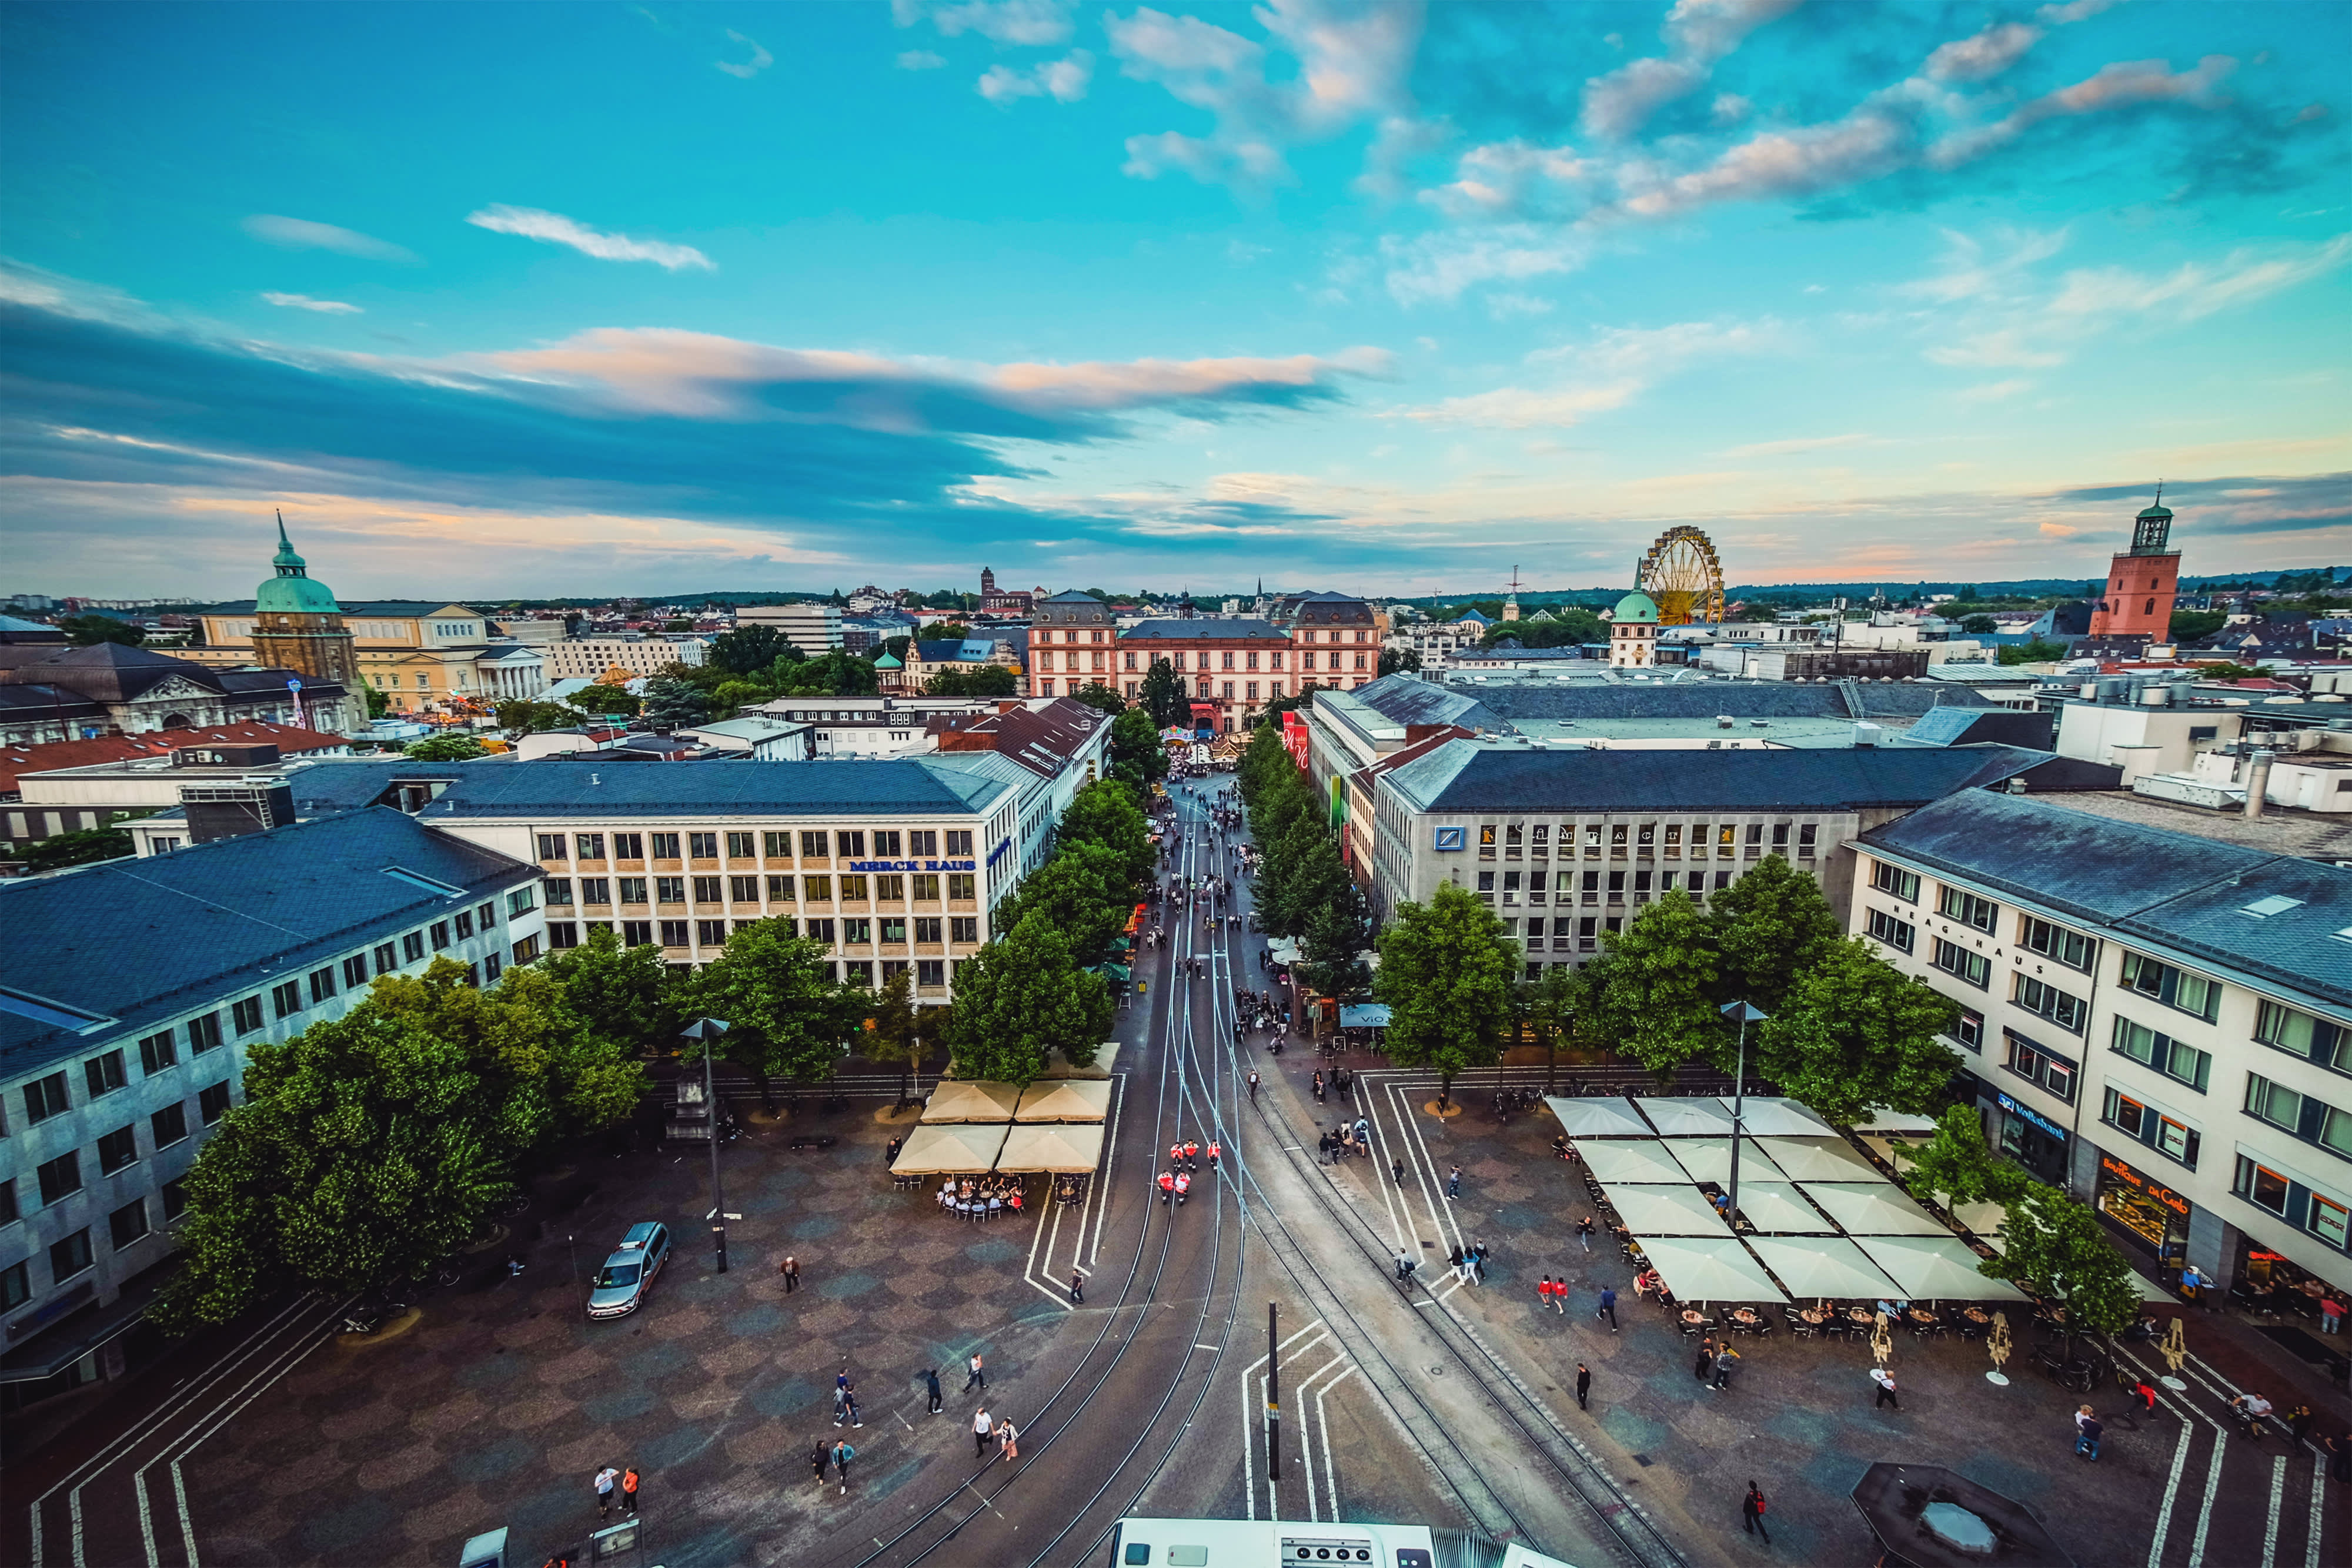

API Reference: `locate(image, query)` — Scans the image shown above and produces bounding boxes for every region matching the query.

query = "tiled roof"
[1384,739,2052,815]
[1,721,352,794]
[1119,619,1291,642]
[0,808,536,1076]
[417,757,1019,818]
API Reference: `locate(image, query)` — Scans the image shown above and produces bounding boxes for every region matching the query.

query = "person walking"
[1070,1269,1085,1305]
[973,1406,994,1459]
[1870,1366,1900,1410]
[1396,1249,1413,1282]
[1392,1158,1406,1188]
[1553,1275,1569,1315]
[2076,1412,2103,1461]
[998,1420,1020,1463]
[1448,1244,1466,1283]
[1576,1216,1595,1252]
[1696,1339,1716,1385]
[1712,1345,1740,1390]
[1206,1139,1220,1172]
[1742,1482,1770,1544]
[1446,1166,1463,1199]
[1248,1071,1260,1102]
[1473,1241,1489,1283]
[1538,1275,1555,1312]
[833,1439,855,1494]
[1596,1285,1618,1331]
[2322,1294,2344,1335]
[844,1387,862,1427]
[924,1367,944,1415]
[965,1351,986,1392]
[1575,1363,1592,1412]
[594,1465,620,1520]
[810,1445,831,1489]
[781,1255,800,1294]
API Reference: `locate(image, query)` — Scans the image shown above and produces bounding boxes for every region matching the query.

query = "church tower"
[249,514,359,690]
[2085,490,2182,640]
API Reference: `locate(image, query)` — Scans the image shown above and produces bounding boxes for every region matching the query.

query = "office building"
[736,602,844,656]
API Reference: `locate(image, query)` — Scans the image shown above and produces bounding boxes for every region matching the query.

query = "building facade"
[198,600,549,714]
[542,636,707,682]
[1025,591,1118,699]
[0,646,356,748]
[245,519,360,690]
[1609,590,1661,668]
[2087,497,2183,640]
[736,603,844,657]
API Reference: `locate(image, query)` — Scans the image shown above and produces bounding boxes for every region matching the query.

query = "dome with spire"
[254,515,342,615]
[1612,590,1660,624]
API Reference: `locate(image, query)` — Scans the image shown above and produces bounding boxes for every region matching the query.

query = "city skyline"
[4,0,2348,599]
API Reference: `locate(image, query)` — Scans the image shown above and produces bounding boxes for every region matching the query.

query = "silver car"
[587,1222,670,1319]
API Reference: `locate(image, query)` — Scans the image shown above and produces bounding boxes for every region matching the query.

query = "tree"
[1900,1104,2028,1208]
[359,678,392,720]
[1706,855,1843,1017]
[862,967,927,1108]
[642,673,710,727]
[1378,646,1422,676]
[1374,882,1518,1111]
[924,664,1017,697]
[405,733,488,761]
[20,825,133,871]
[947,914,1114,1085]
[1987,1183,2141,1340]
[680,920,862,1107]
[2192,661,2269,681]
[1137,660,1188,728]
[2167,609,2228,642]
[709,624,793,676]
[1108,705,1170,795]
[1579,891,1725,1079]
[1298,901,1369,1002]
[1960,614,1998,634]
[1069,681,1127,717]
[368,959,645,1141]
[777,650,881,697]
[1517,963,1578,1092]
[1998,638,2071,666]
[59,613,143,646]
[495,700,587,733]
[539,925,680,1057]
[1753,938,1960,1126]
[929,621,973,640]
[992,841,1132,967]
[1258,815,1349,940]
[1056,779,1157,891]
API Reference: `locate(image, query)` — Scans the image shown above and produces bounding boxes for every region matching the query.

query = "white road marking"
[2263,1455,2285,1567]
[2186,1417,2228,1568]
[2148,1406,2196,1568]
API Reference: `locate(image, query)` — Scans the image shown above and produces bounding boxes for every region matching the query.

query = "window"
[917,959,946,987]
[2111,1017,2211,1092]
[2235,1155,2290,1216]
[620,877,650,904]
[1771,823,1789,849]
[2246,1074,2352,1158]
[612,833,643,860]
[575,833,605,861]
[656,877,686,904]
[2019,916,2096,971]
[911,872,940,900]
[1932,938,1991,989]
[840,875,870,901]
[726,831,755,858]
[454,911,474,941]
[1798,823,1817,857]
[37,1151,82,1205]
[801,830,829,858]
[373,941,400,975]
[0,1179,13,1225]
[692,876,722,903]
[2102,1089,2200,1169]
[1663,824,1682,857]
[2311,1193,2350,1249]
[950,917,978,943]
[652,833,681,859]
[97,1124,138,1175]
[0,1259,25,1310]
[2003,1032,2076,1102]
[1479,825,1497,859]
[806,918,836,944]
[580,878,611,906]
[1866,909,1915,954]
[546,922,580,950]
[430,921,452,951]
[403,931,426,962]
[762,830,791,858]
[843,917,873,944]
[538,833,568,861]
[342,953,369,989]
[914,917,943,943]
[2120,952,2220,1022]
[880,916,908,944]
[763,874,796,902]
[726,875,757,903]
[160,1178,188,1223]
[876,874,904,901]
[696,920,727,947]
[2256,1000,2351,1075]
[83,1049,127,1099]
[622,921,653,945]
[50,1228,93,1283]
[2014,975,2087,1034]
[946,830,973,855]
[199,1081,232,1124]
[1939,887,1999,932]
[152,1101,189,1149]
[948,873,976,900]
[1953,1008,1984,1052]
[508,934,537,965]
[139,1030,178,1075]
[837,830,866,858]
[689,832,719,858]
[1872,860,1920,902]
[109,1198,149,1251]
[803,874,833,902]
[232,995,264,1034]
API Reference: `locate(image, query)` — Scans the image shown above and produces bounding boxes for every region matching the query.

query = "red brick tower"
[2086,490,2180,638]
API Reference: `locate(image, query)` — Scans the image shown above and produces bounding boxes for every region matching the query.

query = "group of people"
[1310,1068,1356,1103]
[934,1175,1025,1218]
[1319,1116,1371,1164]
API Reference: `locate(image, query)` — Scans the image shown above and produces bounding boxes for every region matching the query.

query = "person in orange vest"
[1174,1171,1190,1205]
[1158,1169,1176,1205]
[1170,1142,1184,1171]
[1205,1139,1221,1172]
[1183,1139,1200,1171]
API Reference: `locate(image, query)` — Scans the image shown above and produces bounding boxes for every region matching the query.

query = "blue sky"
[3,0,2346,601]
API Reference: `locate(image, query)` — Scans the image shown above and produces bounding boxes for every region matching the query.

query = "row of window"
[2234,1156,2351,1251]
[544,918,965,972]
[537,829,975,864]
[543,872,980,908]
[6,1083,226,1252]
[0,1183,181,1310]
[1485,821,1819,860]
[1478,867,1736,901]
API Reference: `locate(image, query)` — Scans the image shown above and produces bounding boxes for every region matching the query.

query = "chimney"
[1853,722,1882,748]
[2244,748,2275,820]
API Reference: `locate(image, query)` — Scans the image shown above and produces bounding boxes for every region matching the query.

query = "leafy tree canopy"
[993,840,1134,967]
[1057,778,1157,891]
[947,914,1113,1085]
[642,673,711,727]
[1377,646,1422,676]
[709,624,794,676]
[20,826,134,872]
[1373,882,1518,1104]
[924,664,1017,697]
[1108,704,1171,795]
[1753,937,1960,1127]
[405,733,489,761]
[1579,890,1725,1079]
[1069,681,1128,717]
[1706,854,1843,1016]
[495,700,588,734]
[1899,1104,2029,1208]
[60,613,144,646]
[779,650,881,698]
[539,924,680,1056]
[1136,660,1188,728]
[1986,1183,2141,1335]
[680,919,864,1093]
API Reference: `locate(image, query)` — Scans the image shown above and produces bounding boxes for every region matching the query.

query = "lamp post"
[681,1018,731,1274]
[1719,1001,1768,1225]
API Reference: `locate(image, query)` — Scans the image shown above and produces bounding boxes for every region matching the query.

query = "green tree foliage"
[1752,938,1960,1126]
[1137,660,1188,728]
[539,925,679,1056]
[2166,609,2228,641]
[1377,646,1422,676]
[20,826,135,871]
[642,673,711,727]
[681,919,863,1102]
[1259,814,1349,941]
[359,678,392,720]
[993,841,1133,967]
[404,733,489,761]
[861,967,929,1106]
[1108,705,1170,795]
[947,913,1113,1085]
[1374,882,1518,1108]
[924,664,1018,697]
[1986,1183,2141,1336]
[1516,963,1579,1089]
[1056,778,1157,891]
[495,700,588,733]
[1900,1104,2029,1208]
[709,624,794,675]
[928,621,973,640]
[1706,854,1843,1015]
[1579,890,1725,1079]
[1298,901,1370,1001]
[1482,609,1606,648]
[154,957,642,1329]
[1960,614,1999,634]
[1069,681,1128,717]
[59,613,144,646]
[1997,638,2072,666]
[2192,661,2270,681]
[776,650,880,698]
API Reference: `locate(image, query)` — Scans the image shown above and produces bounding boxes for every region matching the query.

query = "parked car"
[586,1222,671,1319]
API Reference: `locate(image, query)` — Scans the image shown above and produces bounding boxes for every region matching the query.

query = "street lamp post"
[681,1018,731,1274]
[1719,1001,1768,1226]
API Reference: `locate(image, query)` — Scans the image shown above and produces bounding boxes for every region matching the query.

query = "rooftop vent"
[2240,895,2303,918]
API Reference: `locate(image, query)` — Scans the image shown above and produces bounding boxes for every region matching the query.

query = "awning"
[1717,1096,1838,1137]
[0,1273,161,1384]
[1852,1235,2030,1302]
[1338,1004,1391,1028]
[1949,1201,2009,1242]
[1753,1136,1881,1181]
[890,1122,1009,1175]
[1034,1040,1119,1081]
[1849,1108,1940,1134]
[997,1122,1107,1174]
[1578,1139,1690,1184]
[1013,1079,1112,1122]
[1544,1096,1653,1138]
[1631,1235,1788,1304]
[1797,1181,1950,1236]
[1606,1183,1731,1236]
[1633,1096,1736,1135]
[1266,938,1302,965]
[920,1080,1024,1123]
[1721,1180,1834,1234]
[1746,1235,1906,1299]
[1666,1137,1787,1186]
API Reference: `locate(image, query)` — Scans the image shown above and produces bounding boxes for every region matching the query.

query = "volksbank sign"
[847,859,979,872]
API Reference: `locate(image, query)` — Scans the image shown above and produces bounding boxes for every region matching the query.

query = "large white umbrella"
[1634,1096,1736,1135]
[1850,1107,1939,1133]
[1012,1079,1111,1122]
[1753,1136,1880,1181]
[1668,1137,1788,1186]
[1632,1235,1788,1305]
[1853,1235,2030,1302]
[920,1080,1023,1123]
[1722,1180,1833,1234]
[1544,1096,1653,1138]
[996,1122,1107,1174]
[1798,1181,1950,1236]
[890,1122,1010,1175]
[1605,1183,1731,1236]
[1949,1201,2009,1242]
[1578,1139,1690,1185]
[1715,1097,1839,1137]
[1747,1235,1907,1300]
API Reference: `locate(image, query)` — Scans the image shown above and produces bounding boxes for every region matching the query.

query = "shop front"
[1993,1090,2070,1185]
[2095,1151,2191,1265]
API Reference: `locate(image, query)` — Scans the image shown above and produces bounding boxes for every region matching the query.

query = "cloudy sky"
[3,0,2346,601]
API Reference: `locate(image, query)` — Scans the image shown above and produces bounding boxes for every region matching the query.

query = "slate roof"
[1891,706,2056,750]
[417,757,1018,818]
[913,638,1006,663]
[1857,790,2352,1009]
[1,644,226,702]
[1119,619,1292,642]
[930,698,1107,780]
[1,721,352,795]
[0,807,536,1076]
[1383,740,2054,815]
[1344,671,1991,730]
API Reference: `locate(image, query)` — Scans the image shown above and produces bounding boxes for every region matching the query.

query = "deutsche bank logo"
[1432,826,1466,852]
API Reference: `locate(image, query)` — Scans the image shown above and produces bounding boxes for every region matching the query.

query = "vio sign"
[848,860,977,872]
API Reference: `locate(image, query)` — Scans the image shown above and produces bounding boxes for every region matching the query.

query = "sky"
[2,0,2348,603]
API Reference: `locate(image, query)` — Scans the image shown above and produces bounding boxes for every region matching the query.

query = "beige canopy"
[1753,1136,1881,1182]
[1606,1183,1732,1236]
[890,1122,1008,1175]
[1632,1235,1788,1305]
[997,1122,1108,1174]
[921,1080,1023,1123]
[1668,1137,1788,1187]
[1578,1139,1690,1185]
[1797,1181,1950,1236]
[1035,1039,1120,1080]
[1014,1079,1112,1122]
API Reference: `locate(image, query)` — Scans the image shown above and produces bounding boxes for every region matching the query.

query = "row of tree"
[1235,726,1366,1001]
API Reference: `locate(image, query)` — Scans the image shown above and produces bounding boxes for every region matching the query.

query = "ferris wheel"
[1636,526,1726,625]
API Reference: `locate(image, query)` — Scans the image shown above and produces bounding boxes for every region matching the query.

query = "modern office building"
[736,602,844,657]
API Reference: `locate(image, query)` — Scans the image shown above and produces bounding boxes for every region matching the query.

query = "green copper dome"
[254,516,342,615]
[1612,590,1661,624]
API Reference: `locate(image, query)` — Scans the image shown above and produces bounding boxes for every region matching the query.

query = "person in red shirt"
[1158,1170,1175,1205]
[1205,1140,1221,1171]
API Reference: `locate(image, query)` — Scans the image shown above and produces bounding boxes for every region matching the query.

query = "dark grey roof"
[1893,707,2055,750]
[1858,790,2351,1008]
[1120,619,1291,642]
[0,808,534,1076]
[1345,672,1990,733]
[419,757,1018,818]
[1343,676,1498,731]
[1385,740,2049,814]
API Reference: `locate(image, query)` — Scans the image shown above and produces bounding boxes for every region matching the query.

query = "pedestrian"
[1539,1275,1554,1312]
[2132,1374,2158,1416]
[2180,1262,2205,1302]
[2230,1390,2273,1439]
[1696,1339,1716,1384]
[1712,1345,1739,1390]
[1474,1241,1489,1281]
[2323,1295,2345,1336]
[781,1255,800,1293]
[810,1445,830,1488]
[1070,1269,1085,1305]
[845,1389,861,1427]
[1553,1275,1569,1315]
[594,1465,620,1519]
[1742,1481,1770,1544]
[925,1367,944,1415]
[973,1406,994,1458]
[621,1466,639,1516]
[2287,1404,2314,1446]
[1576,1216,1595,1251]
[833,1439,854,1494]
[1207,1139,1220,1172]
[1447,1166,1462,1199]
[998,1420,1020,1462]
[2330,1428,2352,1483]
[1392,1158,1405,1187]
[965,1351,986,1392]
[1448,1243,1466,1282]
[1248,1071,1260,1102]
[1313,1071,1325,1103]
[1870,1366,1900,1410]
[1575,1363,1592,1412]
[1597,1286,1618,1332]
[2076,1412,2103,1462]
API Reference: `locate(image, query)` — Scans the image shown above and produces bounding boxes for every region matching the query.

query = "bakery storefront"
[2095,1151,2191,1265]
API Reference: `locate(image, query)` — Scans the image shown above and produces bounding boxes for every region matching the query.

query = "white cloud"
[978,49,1093,105]
[1619,108,1911,218]
[897,49,947,70]
[1418,139,1594,220]
[1928,55,2235,169]
[1923,22,2042,83]
[1581,0,1801,139]
[1380,225,1589,306]
[261,292,363,315]
[2048,232,2352,322]
[2037,0,2122,22]
[241,215,417,263]
[1486,293,1555,320]
[1956,377,2034,402]
[1719,432,1871,457]
[716,29,773,78]
[464,205,716,272]
[895,0,1074,46]
[1394,317,1781,426]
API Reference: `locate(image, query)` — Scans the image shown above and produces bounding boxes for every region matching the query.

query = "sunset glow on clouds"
[1,0,2346,599]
